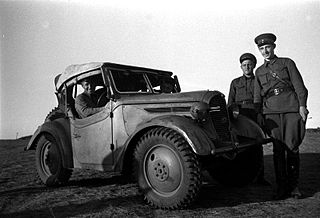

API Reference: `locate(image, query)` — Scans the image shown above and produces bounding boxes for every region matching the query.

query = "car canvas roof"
[55,62,103,91]
[55,62,173,91]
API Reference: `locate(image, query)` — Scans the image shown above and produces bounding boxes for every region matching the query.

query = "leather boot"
[290,187,302,199]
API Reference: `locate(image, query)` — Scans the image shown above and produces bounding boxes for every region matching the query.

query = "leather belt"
[236,100,253,105]
[266,87,292,99]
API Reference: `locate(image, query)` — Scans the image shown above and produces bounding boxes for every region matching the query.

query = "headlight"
[190,102,209,122]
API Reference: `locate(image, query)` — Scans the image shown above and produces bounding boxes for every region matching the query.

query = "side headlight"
[190,102,209,122]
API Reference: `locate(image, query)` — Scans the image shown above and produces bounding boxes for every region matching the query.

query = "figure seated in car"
[75,78,107,118]
[160,78,175,93]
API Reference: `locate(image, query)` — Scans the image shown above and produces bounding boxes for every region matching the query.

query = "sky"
[0,0,320,139]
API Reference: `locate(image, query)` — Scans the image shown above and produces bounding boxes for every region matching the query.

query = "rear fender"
[133,115,215,155]
[25,118,73,168]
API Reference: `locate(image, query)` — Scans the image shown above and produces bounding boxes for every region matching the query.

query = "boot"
[290,187,302,199]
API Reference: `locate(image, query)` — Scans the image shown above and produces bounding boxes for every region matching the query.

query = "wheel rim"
[144,144,183,196]
[40,139,59,176]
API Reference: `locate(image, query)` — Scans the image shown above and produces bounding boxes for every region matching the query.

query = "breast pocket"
[279,67,290,80]
[235,84,246,98]
[259,74,269,85]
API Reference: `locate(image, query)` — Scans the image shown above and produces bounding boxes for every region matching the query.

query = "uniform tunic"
[228,75,256,120]
[254,56,308,114]
[228,75,255,108]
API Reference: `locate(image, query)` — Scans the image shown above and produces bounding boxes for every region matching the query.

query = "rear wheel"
[134,127,201,209]
[35,134,72,186]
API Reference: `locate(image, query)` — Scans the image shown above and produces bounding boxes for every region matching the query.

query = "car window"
[110,70,151,93]
[146,74,175,93]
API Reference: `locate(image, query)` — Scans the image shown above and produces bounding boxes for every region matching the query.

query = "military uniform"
[254,33,308,199]
[228,53,268,185]
[75,92,104,118]
[228,75,256,120]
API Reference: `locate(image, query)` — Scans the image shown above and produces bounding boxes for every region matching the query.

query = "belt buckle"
[274,88,280,96]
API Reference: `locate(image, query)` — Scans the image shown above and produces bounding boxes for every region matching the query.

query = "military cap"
[239,53,257,65]
[254,33,276,46]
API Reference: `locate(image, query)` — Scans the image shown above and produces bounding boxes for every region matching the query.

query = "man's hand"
[299,106,309,122]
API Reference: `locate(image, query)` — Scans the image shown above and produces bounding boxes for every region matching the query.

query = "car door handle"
[73,133,81,139]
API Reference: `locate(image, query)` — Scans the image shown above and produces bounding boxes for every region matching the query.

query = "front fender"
[231,114,266,141]
[25,118,73,168]
[135,115,215,155]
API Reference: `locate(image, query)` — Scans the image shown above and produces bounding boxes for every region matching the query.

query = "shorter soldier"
[228,53,269,185]
[253,33,308,199]
[228,53,257,120]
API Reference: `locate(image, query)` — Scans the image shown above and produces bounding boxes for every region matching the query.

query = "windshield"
[109,69,176,94]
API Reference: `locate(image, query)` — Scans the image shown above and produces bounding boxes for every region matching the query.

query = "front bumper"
[214,137,273,155]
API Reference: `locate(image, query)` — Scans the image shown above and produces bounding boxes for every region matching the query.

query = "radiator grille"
[209,94,231,141]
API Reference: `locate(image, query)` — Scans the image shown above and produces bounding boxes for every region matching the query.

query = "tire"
[35,134,72,186]
[134,127,201,209]
[208,145,262,187]
[45,107,65,122]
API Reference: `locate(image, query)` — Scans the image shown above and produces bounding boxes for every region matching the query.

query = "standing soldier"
[228,53,269,185]
[253,33,308,199]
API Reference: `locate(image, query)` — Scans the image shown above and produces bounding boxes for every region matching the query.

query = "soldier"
[228,53,257,120]
[75,78,105,118]
[160,77,175,93]
[253,33,308,199]
[228,53,269,186]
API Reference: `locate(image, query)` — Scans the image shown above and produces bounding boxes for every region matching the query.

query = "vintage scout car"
[26,62,270,209]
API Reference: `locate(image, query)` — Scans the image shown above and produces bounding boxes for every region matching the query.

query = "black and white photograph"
[1,0,319,217]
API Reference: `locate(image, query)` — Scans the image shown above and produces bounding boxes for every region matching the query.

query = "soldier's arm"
[75,95,104,118]
[286,58,308,107]
[253,73,262,106]
[286,58,309,121]
[227,80,236,106]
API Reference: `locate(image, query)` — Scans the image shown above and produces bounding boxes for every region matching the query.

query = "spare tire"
[45,107,65,122]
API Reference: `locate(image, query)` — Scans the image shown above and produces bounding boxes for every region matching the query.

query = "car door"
[70,102,114,171]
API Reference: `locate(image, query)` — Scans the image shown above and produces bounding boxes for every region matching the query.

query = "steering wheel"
[95,88,109,107]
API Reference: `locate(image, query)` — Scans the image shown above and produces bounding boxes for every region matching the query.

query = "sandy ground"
[0,131,320,217]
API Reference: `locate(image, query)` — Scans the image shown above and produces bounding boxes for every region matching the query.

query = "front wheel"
[134,127,201,209]
[35,134,72,186]
[45,107,65,122]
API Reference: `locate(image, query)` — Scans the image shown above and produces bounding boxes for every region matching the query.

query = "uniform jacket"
[228,75,255,109]
[254,56,308,114]
[75,92,104,118]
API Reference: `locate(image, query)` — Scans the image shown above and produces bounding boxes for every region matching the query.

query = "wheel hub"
[145,144,183,194]
[152,160,169,181]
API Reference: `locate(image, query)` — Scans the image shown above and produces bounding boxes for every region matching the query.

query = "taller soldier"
[253,33,308,199]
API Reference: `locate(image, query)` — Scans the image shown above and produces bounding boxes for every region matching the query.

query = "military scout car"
[26,62,270,209]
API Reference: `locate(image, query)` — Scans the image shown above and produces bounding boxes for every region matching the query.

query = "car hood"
[116,90,225,105]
